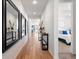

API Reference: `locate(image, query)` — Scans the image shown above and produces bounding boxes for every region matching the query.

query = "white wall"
[41,0,59,59]
[58,3,72,30]
[53,0,59,59]
[41,0,54,56]
[72,0,76,54]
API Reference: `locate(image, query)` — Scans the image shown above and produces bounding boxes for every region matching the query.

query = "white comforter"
[58,34,71,43]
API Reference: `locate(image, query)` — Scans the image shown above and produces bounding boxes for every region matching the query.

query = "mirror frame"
[2,0,21,53]
[21,14,26,37]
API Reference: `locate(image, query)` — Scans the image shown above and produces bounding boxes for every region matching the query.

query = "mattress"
[59,34,71,43]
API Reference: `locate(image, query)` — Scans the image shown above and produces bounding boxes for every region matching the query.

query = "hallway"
[2,0,76,59]
[16,33,53,59]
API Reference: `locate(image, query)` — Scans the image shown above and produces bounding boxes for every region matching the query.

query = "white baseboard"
[49,49,54,57]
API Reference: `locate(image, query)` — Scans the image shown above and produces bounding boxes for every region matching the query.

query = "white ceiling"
[59,0,72,2]
[21,0,49,19]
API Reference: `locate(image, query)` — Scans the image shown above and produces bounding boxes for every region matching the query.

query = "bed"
[58,30,71,45]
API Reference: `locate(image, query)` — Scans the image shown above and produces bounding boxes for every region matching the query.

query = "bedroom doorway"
[58,1,75,59]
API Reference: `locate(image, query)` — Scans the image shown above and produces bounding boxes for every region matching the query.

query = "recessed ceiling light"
[33,0,37,4]
[33,12,36,15]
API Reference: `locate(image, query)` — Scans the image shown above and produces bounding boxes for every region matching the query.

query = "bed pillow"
[62,31,68,35]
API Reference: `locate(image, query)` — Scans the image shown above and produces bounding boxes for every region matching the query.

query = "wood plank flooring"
[59,41,76,59]
[59,53,76,59]
[59,41,71,53]
[16,33,53,59]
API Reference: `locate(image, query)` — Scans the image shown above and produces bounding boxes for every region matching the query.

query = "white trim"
[49,49,54,57]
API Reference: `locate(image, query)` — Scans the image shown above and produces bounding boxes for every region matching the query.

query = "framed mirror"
[22,15,26,37]
[6,0,19,47]
[2,0,20,53]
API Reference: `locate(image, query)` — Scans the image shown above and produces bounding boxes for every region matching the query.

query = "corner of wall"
[49,49,54,57]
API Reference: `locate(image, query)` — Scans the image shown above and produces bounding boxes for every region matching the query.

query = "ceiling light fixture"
[33,0,37,4]
[33,12,36,15]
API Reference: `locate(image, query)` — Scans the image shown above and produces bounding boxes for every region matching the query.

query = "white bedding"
[58,34,71,44]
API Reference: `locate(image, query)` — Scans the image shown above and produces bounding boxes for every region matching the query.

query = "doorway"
[58,2,76,59]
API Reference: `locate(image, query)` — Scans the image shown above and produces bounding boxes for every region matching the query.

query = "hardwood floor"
[59,42,76,59]
[59,53,76,59]
[59,41,71,53]
[16,33,53,59]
